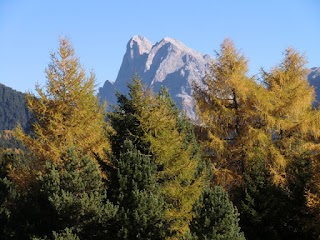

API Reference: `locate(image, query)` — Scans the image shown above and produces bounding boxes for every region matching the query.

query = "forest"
[0,83,30,131]
[1,37,320,240]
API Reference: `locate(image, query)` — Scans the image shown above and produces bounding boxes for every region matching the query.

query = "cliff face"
[98,36,211,117]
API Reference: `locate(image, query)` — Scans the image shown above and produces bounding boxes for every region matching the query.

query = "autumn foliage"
[1,37,320,239]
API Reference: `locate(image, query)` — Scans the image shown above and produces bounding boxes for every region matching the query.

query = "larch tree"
[262,48,320,236]
[262,48,320,180]
[14,38,111,167]
[135,82,204,239]
[193,39,273,189]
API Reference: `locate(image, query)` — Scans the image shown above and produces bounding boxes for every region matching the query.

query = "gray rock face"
[308,67,320,103]
[98,36,211,116]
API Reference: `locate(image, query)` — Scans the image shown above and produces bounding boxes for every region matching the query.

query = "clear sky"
[0,0,319,93]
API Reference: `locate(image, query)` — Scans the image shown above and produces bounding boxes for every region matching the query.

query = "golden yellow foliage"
[14,38,111,168]
[129,79,204,239]
[193,39,273,189]
[194,39,320,221]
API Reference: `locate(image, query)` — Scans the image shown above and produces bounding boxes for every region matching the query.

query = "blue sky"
[0,0,319,93]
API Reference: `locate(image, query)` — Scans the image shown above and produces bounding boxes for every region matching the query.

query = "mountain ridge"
[98,36,211,117]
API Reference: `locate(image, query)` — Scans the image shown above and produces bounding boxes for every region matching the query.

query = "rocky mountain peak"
[99,36,212,117]
[127,35,152,58]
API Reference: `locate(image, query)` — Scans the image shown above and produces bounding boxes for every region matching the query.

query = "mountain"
[98,36,211,118]
[308,67,320,102]
[0,83,30,131]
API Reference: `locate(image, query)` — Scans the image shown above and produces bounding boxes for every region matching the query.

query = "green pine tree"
[108,140,166,239]
[190,186,245,240]
[239,154,285,240]
[3,149,117,240]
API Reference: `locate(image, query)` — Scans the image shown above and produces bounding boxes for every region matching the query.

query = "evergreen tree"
[109,78,205,239]
[190,186,245,240]
[240,152,316,240]
[239,154,286,240]
[0,151,17,239]
[14,38,111,175]
[108,79,148,159]
[108,140,165,239]
[2,149,117,240]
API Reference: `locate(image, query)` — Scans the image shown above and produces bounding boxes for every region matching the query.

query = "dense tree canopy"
[109,78,205,239]
[1,37,320,239]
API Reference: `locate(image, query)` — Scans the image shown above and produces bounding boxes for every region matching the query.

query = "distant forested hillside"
[0,83,30,131]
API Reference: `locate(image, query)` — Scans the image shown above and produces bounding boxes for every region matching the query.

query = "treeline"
[0,83,31,131]
[0,83,31,149]
[0,38,320,240]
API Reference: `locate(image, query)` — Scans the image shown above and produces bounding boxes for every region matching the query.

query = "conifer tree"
[193,39,272,189]
[0,151,17,239]
[32,228,80,240]
[190,186,245,240]
[137,85,204,238]
[261,48,320,184]
[14,38,111,169]
[108,140,165,239]
[239,154,286,240]
[109,78,205,239]
[262,48,320,237]
[5,149,117,240]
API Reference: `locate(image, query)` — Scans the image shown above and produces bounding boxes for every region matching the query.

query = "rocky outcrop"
[98,36,211,116]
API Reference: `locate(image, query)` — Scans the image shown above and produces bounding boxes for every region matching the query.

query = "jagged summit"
[99,35,212,117]
[127,35,152,56]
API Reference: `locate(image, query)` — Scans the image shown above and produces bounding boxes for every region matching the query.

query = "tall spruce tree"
[190,186,245,240]
[108,140,165,239]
